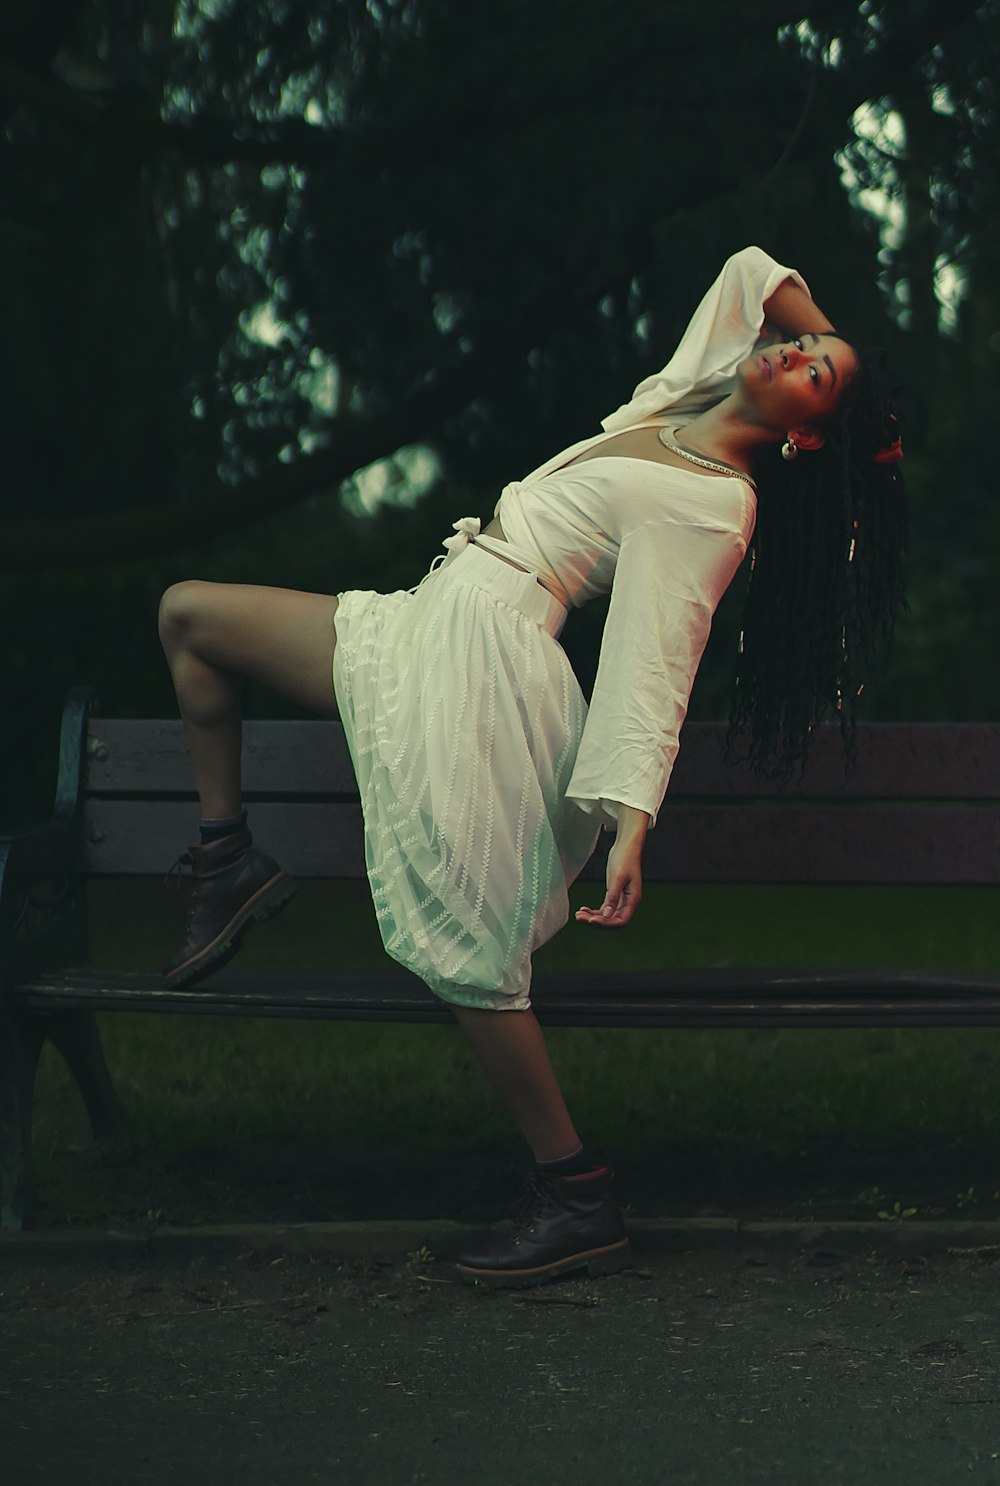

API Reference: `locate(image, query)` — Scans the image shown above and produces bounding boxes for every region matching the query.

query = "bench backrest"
[79,715,1000,886]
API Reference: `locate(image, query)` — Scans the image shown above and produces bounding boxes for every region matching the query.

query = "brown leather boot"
[455,1160,633,1289]
[162,823,296,989]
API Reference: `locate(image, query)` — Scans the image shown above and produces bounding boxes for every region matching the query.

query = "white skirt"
[331,540,601,1010]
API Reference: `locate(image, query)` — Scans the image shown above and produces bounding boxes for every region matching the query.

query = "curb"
[2,1218,1000,1265]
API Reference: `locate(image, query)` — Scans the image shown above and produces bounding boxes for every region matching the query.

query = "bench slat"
[85,719,359,798]
[15,967,1000,1028]
[83,720,1000,800]
[81,798,1000,882]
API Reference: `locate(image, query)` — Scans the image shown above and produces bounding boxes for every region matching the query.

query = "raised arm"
[601,246,830,434]
[761,274,837,340]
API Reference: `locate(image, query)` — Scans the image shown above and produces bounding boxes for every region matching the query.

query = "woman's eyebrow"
[806,332,838,388]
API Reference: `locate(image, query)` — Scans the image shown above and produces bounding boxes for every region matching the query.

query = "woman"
[157,247,908,1290]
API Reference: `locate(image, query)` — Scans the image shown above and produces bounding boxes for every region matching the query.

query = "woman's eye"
[810,366,819,384]
[793,338,803,350]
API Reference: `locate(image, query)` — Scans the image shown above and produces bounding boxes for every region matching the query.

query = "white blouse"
[487,245,813,833]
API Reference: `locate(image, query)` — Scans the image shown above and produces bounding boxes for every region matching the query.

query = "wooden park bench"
[2,683,999,1230]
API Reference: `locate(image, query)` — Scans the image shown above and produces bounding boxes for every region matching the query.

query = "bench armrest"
[0,819,80,888]
[0,682,95,905]
[0,685,96,972]
[0,820,85,980]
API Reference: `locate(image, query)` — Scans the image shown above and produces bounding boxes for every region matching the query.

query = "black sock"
[535,1143,602,1177]
[199,810,247,844]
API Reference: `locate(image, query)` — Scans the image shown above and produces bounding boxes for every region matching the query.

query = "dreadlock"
[723,345,910,786]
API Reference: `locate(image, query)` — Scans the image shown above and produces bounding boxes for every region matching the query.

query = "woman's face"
[738,333,860,437]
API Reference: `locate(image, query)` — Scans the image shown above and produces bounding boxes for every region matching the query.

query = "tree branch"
[759,67,818,187]
[0,55,363,167]
[1,406,445,575]
[0,0,914,174]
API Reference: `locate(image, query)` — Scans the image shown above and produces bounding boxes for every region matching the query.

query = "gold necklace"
[657,427,758,493]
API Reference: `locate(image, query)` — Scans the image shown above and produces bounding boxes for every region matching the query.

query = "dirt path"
[3,1241,999,1483]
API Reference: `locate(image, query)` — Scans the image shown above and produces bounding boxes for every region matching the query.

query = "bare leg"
[449,1004,582,1163]
[159,580,581,1160]
[158,642,244,819]
[158,579,340,816]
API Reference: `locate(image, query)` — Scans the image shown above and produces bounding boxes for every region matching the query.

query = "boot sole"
[163,872,298,990]
[455,1236,633,1289]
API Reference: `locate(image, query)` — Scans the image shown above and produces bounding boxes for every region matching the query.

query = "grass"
[28,878,1000,1227]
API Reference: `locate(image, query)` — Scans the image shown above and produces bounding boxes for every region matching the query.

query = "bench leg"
[45,1010,127,1141]
[0,1004,47,1230]
[0,1008,127,1231]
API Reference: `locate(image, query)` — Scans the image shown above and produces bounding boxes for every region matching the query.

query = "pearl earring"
[781,439,798,461]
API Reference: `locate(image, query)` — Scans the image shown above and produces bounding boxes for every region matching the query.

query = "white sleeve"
[564,518,749,832]
[600,246,812,432]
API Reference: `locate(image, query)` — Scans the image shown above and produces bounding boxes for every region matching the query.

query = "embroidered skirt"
[331,539,600,1010]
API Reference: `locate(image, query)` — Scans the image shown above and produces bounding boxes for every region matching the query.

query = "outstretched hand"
[575,838,643,929]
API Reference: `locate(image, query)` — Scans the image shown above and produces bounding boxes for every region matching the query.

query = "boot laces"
[164,850,194,894]
[508,1172,562,1237]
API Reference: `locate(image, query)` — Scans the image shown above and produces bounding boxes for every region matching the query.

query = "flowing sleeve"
[600,246,812,432]
[564,516,749,832]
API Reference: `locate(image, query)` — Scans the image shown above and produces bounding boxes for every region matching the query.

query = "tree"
[1,0,921,573]
[2,0,999,825]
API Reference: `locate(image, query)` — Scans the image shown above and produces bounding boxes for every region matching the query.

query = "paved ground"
[3,1232,1000,1485]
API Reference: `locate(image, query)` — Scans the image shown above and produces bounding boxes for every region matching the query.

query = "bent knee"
[158,579,213,648]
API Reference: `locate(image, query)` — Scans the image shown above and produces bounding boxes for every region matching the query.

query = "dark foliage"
[2,0,999,825]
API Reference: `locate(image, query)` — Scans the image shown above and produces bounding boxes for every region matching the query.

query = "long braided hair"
[724,346,910,785]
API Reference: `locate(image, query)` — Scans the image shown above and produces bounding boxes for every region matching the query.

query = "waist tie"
[408,517,567,639]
